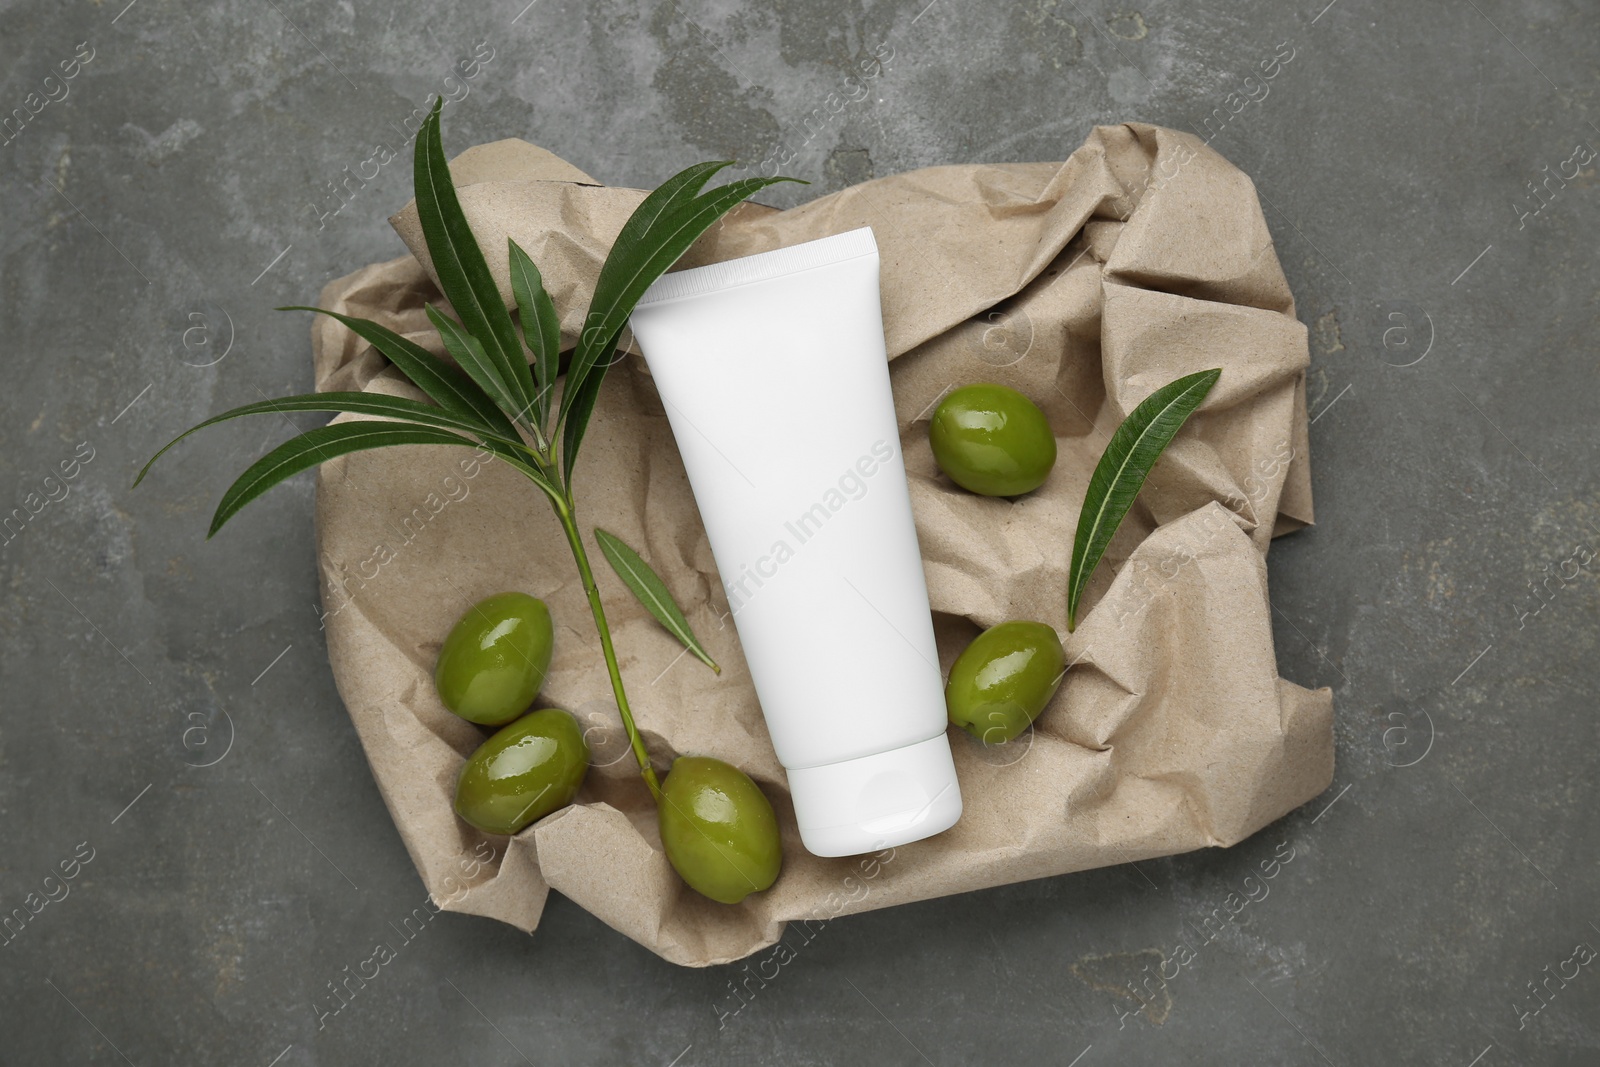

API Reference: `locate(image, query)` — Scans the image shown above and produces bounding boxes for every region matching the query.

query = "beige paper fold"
[310,122,1332,967]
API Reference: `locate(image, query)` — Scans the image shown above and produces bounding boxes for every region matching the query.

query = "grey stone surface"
[2,0,1596,1063]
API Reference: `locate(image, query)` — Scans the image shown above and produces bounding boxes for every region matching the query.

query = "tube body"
[629,227,961,857]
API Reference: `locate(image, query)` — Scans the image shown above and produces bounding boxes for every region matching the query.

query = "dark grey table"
[3,1,1595,1063]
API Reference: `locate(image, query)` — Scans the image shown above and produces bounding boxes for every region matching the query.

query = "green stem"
[551,491,663,802]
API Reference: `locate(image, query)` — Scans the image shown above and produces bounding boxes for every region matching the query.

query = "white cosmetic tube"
[629,227,963,858]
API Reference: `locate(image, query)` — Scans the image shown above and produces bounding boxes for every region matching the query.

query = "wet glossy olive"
[435,592,554,726]
[929,384,1056,497]
[945,620,1066,743]
[658,756,782,904]
[454,708,589,835]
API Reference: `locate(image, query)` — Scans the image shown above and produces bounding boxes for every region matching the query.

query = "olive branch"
[137,99,803,801]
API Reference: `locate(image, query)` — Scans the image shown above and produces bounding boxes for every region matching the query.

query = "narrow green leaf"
[278,306,516,440]
[560,328,620,486]
[560,170,806,429]
[413,99,539,427]
[598,175,803,324]
[1067,368,1223,631]
[555,166,728,426]
[207,422,482,537]
[424,304,532,427]
[603,160,735,267]
[135,391,529,489]
[507,239,561,433]
[593,527,720,674]
[555,167,759,473]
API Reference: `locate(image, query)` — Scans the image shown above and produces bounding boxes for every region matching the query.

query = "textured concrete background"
[2,0,1597,1063]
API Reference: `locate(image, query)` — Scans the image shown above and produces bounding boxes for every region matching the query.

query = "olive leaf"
[134,391,521,491]
[413,99,540,430]
[280,306,518,440]
[559,168,805,479]
[507,238,561,434]
[594,527,720,674]
[558,329,619,486]
[559,162,736,428]
[1067,368,1222,631]
[206,422,484,537]
[567,175,805,406]
[422,303,539,440]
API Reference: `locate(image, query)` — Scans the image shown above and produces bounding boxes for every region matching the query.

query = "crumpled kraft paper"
[309,122,1333,967]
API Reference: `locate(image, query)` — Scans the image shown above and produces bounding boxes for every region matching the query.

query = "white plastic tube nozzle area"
[629,227,962,858]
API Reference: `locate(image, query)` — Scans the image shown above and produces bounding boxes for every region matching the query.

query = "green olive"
[945,620,1066,744]
[929,383,1056,497]
[658,756,781,904]
[454,708,589,835]
[435,592,553,726]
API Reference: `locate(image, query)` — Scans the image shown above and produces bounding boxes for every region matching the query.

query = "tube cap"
[786,734,963,858]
